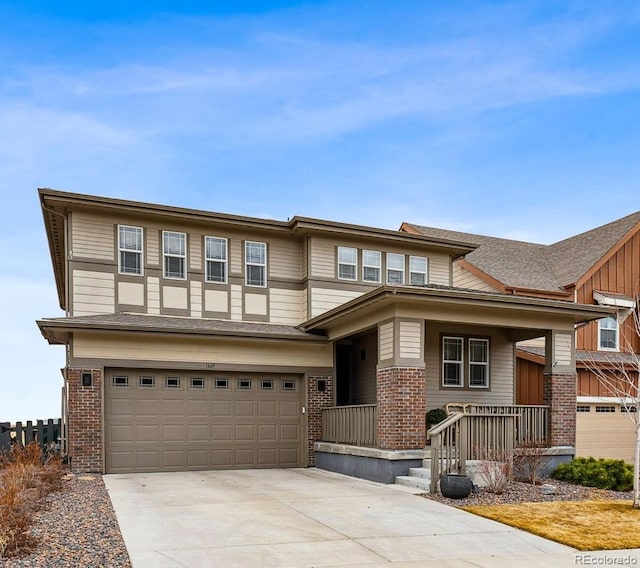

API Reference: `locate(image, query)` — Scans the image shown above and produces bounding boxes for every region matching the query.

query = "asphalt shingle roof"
[408,210,640,293]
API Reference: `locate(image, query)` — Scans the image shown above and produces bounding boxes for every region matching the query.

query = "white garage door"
[105,369,304,473]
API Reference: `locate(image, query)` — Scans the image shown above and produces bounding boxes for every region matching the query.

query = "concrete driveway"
[104,468,627,567]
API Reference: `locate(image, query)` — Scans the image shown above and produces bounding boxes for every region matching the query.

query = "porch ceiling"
[300,285,615,340]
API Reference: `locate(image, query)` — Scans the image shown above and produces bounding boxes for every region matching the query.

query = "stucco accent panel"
[245,293,267,316]
[205,289,228,313]
[118,281,144,306]
[163,286,188,310]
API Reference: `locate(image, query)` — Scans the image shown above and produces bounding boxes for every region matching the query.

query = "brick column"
[543,372,576,447]
[66,368,103,473]
[306,375,333,466]
[376,367,426,450]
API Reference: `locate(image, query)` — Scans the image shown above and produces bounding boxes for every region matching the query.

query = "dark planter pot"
[439,474,473,499]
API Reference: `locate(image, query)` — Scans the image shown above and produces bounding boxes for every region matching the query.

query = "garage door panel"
[106,370,303,473]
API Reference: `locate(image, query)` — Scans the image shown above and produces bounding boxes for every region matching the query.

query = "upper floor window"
[163,231,186,280]
[118,225,143,275]
[205,236,227,284]
[362,250,381,283]
[338,247,357,281]
[387,253,405,284]
[409,256,428,286]
[245,241,266,287]
[598,316,618,351]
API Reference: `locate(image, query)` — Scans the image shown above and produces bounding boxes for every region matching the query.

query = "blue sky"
[1,0,640,421]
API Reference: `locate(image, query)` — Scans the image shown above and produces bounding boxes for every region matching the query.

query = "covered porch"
[299,285,613,485]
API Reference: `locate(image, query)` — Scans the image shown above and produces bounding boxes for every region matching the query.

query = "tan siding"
[269,288,304,325]
[73,331,333,368]
[302,237,309,280]
[310,238,335,279]
[71,212,114,261]
[146,228,160,266]
[428,253,451,286]
[230,284,242,320]
[189,233,202,271]
[554,332,572,366]
[577,403,636,462]
[399,321,422,359]
[72,270,115,315]
[190,281,202,318]
[379,322,394,360]
[147,277,160,314]
[230,239,242,275]
[269,238,301,280]
[426,324,514,410]
[310,287,363,318]
[452,262,500,292]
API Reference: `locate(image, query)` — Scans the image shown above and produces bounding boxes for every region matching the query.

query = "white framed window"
[598,316,619,351]
[205,236,227,283]
[362,250,381,283]
[468,338,489,388]
[118,225,143,275]
[442,337,463,387]
[409,256,428,286]
[337,246,357,281]
[245,241,267,287]
[163,231,186,280]
[387,253,405,284]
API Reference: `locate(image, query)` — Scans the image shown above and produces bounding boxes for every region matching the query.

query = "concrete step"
[408,467,431,479]
[395,476,431,491]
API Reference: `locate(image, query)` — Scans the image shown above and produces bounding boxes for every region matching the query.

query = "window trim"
[245,241,267,287]
[442,336,464,388]
[337,246,358,281]
[205,236,228,284]
[598,316,619,351]
[409,255,428,286]
[386,253,405,285]
[362,250,382,283]
[118,225,144,276]
[162,230,187,280]
[441,335,491,390]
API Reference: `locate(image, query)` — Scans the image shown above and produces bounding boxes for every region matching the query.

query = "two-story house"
[38,189,612,482]
[403,211,640,463]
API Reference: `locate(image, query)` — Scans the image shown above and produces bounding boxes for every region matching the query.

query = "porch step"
[395,475,431,491]
[408,466,431,479]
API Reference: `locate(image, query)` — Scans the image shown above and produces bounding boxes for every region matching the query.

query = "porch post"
[376,318,426,450]
[544,330,577,447]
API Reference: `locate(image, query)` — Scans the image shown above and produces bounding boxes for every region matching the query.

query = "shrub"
[426,408,447,428]
[551,457,633,492]
[474,448,512,494]
[513,442,553,485]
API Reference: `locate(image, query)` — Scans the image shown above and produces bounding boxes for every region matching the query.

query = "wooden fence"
[0,419,62,453]
[322,405,378,447]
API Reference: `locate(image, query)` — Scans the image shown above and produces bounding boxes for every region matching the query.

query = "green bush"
[426,408,447,428]
[551,457,633,491]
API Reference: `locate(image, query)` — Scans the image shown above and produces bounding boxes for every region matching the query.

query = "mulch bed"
[3,474,131,568]
[423,479,634,507]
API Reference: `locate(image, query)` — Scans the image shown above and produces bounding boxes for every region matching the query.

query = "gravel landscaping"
[3,473,131,568]
[423,479,634,507]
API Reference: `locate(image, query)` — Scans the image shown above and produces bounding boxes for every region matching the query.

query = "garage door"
[576,403,635,463]
[105,369,304,473]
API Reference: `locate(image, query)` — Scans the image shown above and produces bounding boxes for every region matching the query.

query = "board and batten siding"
[72,270,115,316]
[425,324,514,410]
[71,212,114,261]
[310,288,363,318]
[452,263,501,292]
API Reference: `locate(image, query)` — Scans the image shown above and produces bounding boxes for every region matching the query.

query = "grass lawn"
[463,500,640,551]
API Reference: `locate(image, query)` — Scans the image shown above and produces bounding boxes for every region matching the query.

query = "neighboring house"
[403,211,640,463]
[37,189,611,481]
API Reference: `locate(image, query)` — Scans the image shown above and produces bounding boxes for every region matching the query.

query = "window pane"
[469,339,488,363]
[165,256,184,279]
[206,237,226,260]
[469,365,487,386]
[363,266,380,282]
[164,232,185,255]
[387,253,404,270]
[443,338,462,361]
[120,226,142,251]
[246,242,265,264]
[338,247,357,264]
[410,272,426,285]
[363,250,381,266]
[120,251,141,274]
[247,265,265,286]
[339,264,356,280]
[207,260,226,283]
[387,270,403,284]
[410,256,427,273]
[443,362,462,386]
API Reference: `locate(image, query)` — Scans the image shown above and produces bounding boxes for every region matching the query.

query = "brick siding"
[543,372,576,447]
[66,368,103,473]
[306,375,333,466]
[377,367,426,450]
